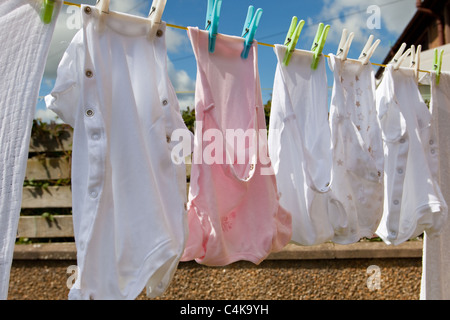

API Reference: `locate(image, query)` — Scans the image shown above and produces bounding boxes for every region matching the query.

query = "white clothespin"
[409,44,422,81]
[358,35,380,65]
[148,0,167,39]
[96,0,110,14]
[390,43,411,70]
[95,0,110,32]
[336,29,354,61]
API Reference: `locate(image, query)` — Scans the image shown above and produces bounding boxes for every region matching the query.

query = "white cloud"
[166,27,190,53]
[167,59,196,110]
[310,0,417,60]
[35,108,64,124]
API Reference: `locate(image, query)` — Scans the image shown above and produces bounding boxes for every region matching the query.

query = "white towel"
[0,0,61,300]
[421,71,450,300]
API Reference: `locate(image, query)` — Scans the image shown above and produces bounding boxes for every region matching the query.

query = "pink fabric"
[181,27,292,266]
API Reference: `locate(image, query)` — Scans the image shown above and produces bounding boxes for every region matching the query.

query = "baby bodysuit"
[46,5,189,299]
[268,45,345,246]
[181,28,292,266]
[375,65,447,245]
[328,54,384,244]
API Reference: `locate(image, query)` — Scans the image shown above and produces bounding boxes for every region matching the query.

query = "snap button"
[393,200,400,205]
[397,168,404,174]
[91,133,100,140]
[162,99,168,106]
[399,138,406,144]
[156,29,163,37]
[85,70,93,78]
[90,191,98,199]
[429,140,434,145]
[85,109,94,117]
[84,6,92,14]
[431,149,436,155]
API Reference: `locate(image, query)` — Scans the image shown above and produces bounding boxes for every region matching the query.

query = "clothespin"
[358,35,380,65]
[96,0,110,14]
[241,6,263,59]
[283,16,305,66]
[205,0,222,53]
[434,48,444,85]
[390,43,411,70]
[336,29,354,61]
[148,0,167,39]
[409,44,422,81]
[311,23,330,70]
[95,0,110,33]
[40,0,55,24]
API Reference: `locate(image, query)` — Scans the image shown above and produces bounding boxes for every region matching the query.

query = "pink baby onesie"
[181,27,292,266]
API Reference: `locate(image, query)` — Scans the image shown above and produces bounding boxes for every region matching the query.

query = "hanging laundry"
[328,54,384,244]
[268,45,345,246]
[45,4,190,300]
[0,0,61,300]
[181,27,292,266]
[421,71,450,300]
[375,65,447,246]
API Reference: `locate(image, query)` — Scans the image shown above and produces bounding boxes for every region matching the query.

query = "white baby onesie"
[268,45,345,246]
[328,54,384,244]
[375,65,447,245]
[46,6,189,300]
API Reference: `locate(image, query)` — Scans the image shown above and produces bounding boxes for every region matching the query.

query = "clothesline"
[61,1,431,74]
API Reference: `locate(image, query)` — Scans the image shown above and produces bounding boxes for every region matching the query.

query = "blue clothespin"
[310,23,330,70]
[241,6,263,59]
[205,0,223,53]
[40,0,55,24]
[434,48,444,85]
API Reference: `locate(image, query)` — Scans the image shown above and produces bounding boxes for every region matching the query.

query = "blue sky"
[36,0,418,122]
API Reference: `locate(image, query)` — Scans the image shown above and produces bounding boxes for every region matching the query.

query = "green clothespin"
[310,23,330,70]
[283,16,305,66]
[40,0,55,25]
[434,48,444,85]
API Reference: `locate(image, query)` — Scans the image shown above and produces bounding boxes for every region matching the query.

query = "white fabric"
[328,54,384,244]
[421,71,450,300]
[46,6,189,300]
[375,65,447,245]
[0,0,61,300]
[268,45,345,246]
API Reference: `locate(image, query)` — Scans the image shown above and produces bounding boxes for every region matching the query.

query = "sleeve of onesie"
[45,30,83,127]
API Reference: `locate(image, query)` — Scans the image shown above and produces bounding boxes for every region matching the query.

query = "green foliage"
[264,99,271,130]
[181,106,196,133]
